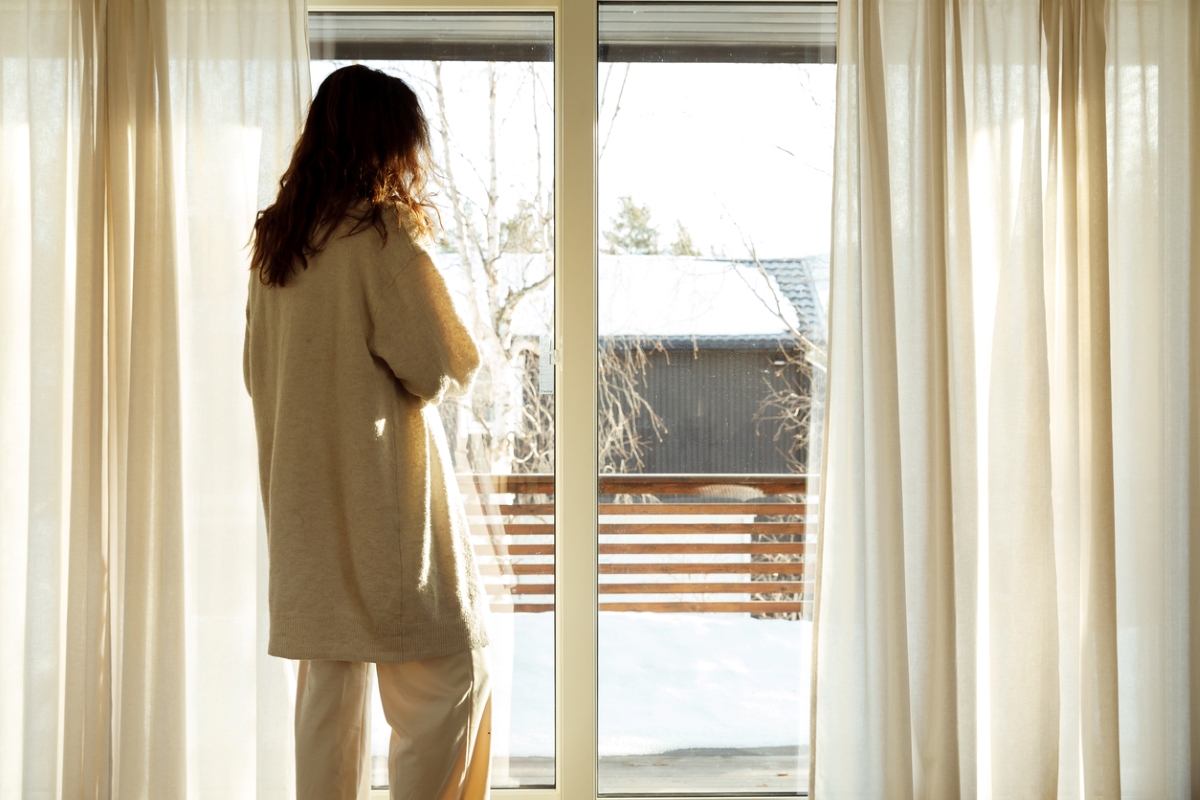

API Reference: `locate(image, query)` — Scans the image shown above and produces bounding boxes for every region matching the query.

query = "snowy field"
[369,612,810,789]
[598,612,810,756]
[371,612,811,756]
[485,612,810,757]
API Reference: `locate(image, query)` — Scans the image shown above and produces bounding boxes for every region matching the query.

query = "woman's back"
[244,209,487,664]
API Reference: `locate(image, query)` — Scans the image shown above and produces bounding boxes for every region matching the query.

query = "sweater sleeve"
[368,251,481,404]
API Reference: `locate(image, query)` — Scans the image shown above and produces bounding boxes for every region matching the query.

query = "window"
[306,3,834,796]
[595,4,834,794]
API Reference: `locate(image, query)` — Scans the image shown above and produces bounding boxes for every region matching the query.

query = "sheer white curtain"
[0,1,308,797]
[811,0,1197,797]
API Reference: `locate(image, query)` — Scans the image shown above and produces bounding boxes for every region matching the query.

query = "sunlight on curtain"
[812,0,1197,797]
[169,4,309,798]
[0,1,307,797]
[1107,2,1194,795]
[1,4,102,797]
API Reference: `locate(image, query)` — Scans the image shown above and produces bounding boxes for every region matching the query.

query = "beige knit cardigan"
[244,208,489,663]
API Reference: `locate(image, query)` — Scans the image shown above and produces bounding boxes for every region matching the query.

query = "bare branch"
[486,63,500,264]
[753,343,817,474]
[599,64,631,162]
[726,217,826,363]
[430,62,663,481]
[597,336,668,474]
[512,343,555,474]
[530,63,551,257]
[433,62,489,333]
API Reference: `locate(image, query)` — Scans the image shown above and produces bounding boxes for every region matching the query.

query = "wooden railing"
[462,473,814,617]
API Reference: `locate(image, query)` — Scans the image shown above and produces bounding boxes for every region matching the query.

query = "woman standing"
[244,65,491,800]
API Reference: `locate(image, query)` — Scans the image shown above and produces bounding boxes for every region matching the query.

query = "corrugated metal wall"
[634,345,802,474]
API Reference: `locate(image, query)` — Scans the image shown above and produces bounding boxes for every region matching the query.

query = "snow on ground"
[504,612,811,757]
[597,613,810,757]
[371,612,810,759]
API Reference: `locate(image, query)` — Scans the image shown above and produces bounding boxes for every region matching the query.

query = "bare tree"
[750,338,819,620]
[755,346,818,473]
[597,336,668,474]
[720,229,826,475]
[720,245,827,621]
[434,64,539,474]
[512,349,553,475]
[422,60,663,478]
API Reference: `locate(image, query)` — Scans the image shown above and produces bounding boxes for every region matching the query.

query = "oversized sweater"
[243,207,489,663]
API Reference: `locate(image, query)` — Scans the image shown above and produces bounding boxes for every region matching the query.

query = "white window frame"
[306,2,810,798]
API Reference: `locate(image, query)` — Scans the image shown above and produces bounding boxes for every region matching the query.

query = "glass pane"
[596,3,835,795]
[310,12,555,790]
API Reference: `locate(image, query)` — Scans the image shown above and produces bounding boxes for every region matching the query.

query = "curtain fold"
[106,1,189,793]
[813,0,1197,797]
[0,1,307,797]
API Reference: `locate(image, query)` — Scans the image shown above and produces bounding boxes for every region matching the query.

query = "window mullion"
[555,0,599,799]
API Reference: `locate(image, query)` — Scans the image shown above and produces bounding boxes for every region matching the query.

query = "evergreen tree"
[603,196,659,254]
[670,221,701,256]
[500,199,545,253]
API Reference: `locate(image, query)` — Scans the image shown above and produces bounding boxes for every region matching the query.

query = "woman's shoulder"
[393,204,436,256]
[323,202,423,272]
[342,204,445,312]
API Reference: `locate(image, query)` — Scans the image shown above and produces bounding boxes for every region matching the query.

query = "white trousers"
[295,648,491,800]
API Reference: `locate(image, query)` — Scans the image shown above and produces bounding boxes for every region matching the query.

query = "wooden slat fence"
[462,473,814,617]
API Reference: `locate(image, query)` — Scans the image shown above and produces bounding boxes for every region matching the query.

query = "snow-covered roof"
[598,255,799,339]
[436,251,828,344]
[755,256,829,346]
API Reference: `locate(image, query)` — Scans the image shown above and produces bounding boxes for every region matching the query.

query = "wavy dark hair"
[251,65,436,287]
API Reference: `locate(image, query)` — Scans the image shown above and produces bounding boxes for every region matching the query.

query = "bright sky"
[311,59,836,261]
[599,62,836,260]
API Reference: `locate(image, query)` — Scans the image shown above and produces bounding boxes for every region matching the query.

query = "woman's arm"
[368,252,481,403]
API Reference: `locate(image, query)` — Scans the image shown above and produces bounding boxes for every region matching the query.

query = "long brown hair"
[251,65,436,287]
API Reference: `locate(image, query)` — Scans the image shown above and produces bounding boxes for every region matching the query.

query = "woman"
[244,65,491,800]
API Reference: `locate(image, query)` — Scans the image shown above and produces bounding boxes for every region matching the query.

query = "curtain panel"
[0,1,308,797]
[812,0,1198,797]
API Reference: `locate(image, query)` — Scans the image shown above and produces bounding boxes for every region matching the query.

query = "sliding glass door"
[306,3,834,796]
[594,4,834,795]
